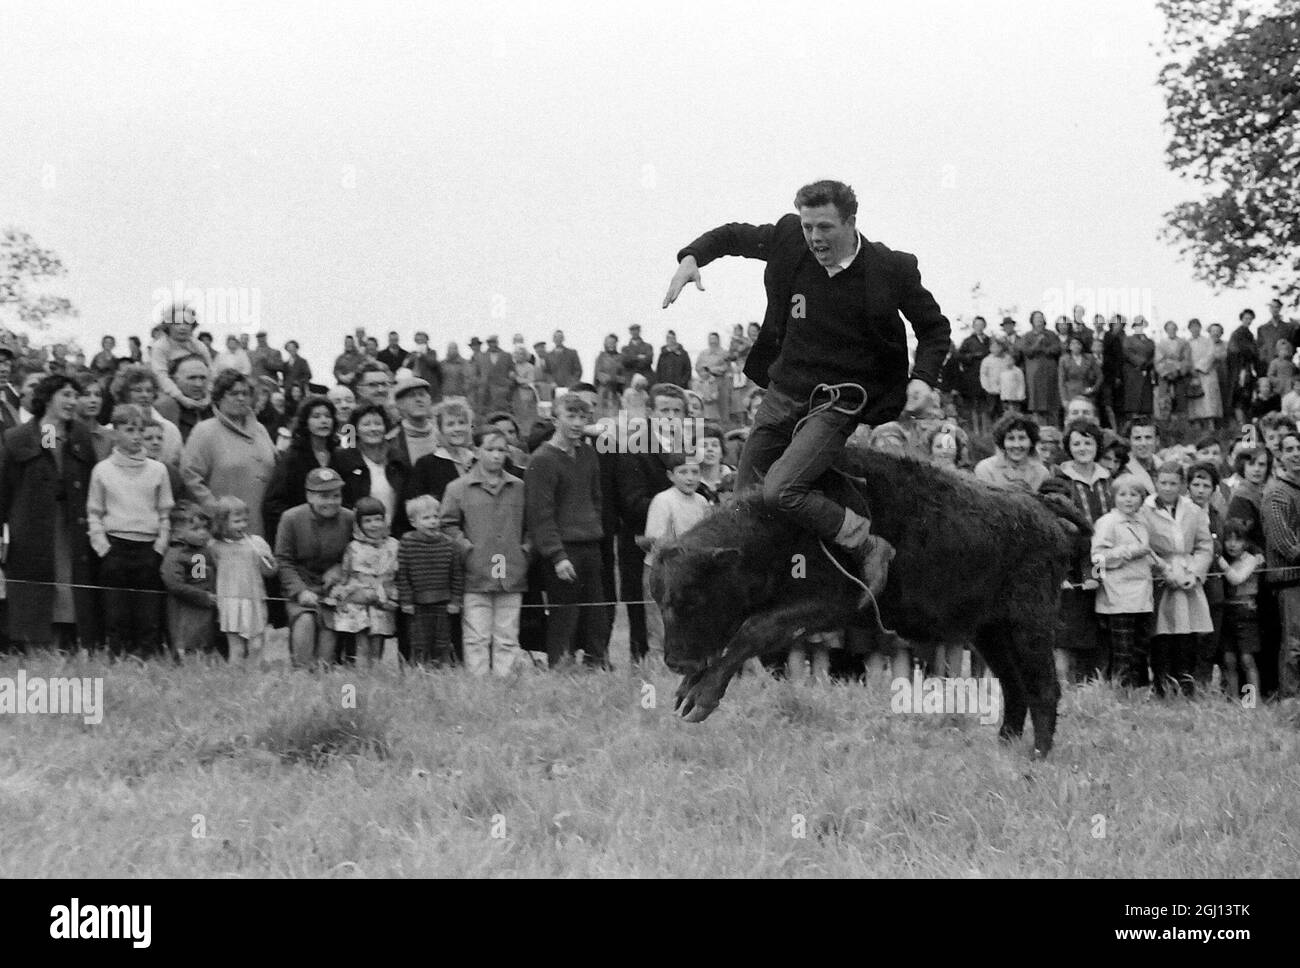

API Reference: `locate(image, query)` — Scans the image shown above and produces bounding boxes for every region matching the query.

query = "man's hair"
[793,180,858,220]
[169,352,209,377]
[992,412,1040,449]
[1123,415,1158,440]
[648,382,688,406]
[355,360,393,383]
[1065,395,1097,416]
[1195,433,1221,452]
[570,382,598,396]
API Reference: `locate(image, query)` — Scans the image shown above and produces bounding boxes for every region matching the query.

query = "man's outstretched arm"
[663,221,778,308]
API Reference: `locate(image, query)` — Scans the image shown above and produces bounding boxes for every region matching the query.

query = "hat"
[629,323,642,332]
[305,468,345,492]
[469,336,483,346]
[394,376,431,399]
[1000,317,1016,328]
[486,334,500,343]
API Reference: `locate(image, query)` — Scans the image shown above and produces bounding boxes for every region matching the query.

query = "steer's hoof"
[679,701,715,723]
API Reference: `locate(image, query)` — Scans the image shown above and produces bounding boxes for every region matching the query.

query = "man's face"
[798,203,856,267]
[18,374,38,408]
[388,332,400,347]
[652,394,685,420]
[1270,302,1283,320]
[1282,435,1300,478]
[1065,400,1097,424]
[971,319,986,335]
[491,418,519,447]
[1156,472,1183,507]
[344,337,356,352]
[177,360,210,400]
[397,388,432,422]
[328,387,355,422]
[1130,426,1158,460]
[553,331,565,346]
[307,488,343,518]
[357,371,393,408]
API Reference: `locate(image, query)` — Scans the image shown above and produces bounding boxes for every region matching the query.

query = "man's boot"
[834,507,895,603]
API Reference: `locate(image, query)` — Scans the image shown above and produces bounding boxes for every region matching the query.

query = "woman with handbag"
[1186,318,1222,431]
[1154,320,1191,422]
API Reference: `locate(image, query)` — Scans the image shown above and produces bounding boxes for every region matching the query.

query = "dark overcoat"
[0,419,100,644]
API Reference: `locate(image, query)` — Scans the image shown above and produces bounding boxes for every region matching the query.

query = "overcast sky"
[1,0,1284,377]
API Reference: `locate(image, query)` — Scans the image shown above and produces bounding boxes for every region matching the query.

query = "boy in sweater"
[525,393,608,669]
[160,501,217,659]
[397,494,463,666]
[87,404,175,657]
[441,427,530,676]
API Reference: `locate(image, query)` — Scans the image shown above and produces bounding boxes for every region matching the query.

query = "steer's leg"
[973,623,1028,743]
[1022,624,1061,758]
[676,599,848,721]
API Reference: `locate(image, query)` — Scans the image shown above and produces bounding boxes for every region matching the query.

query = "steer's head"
[649,542,749,675]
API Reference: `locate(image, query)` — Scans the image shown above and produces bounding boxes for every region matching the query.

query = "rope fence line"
[0,568,1283,606]
[0,576,653,609]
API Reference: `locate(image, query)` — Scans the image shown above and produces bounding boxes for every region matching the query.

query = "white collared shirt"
[825,233,863,278]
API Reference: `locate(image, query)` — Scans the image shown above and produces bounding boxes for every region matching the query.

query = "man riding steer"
[663,179,951,595]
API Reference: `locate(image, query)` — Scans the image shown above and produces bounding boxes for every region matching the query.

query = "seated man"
[275,467,355,667]
[664,179,951,595]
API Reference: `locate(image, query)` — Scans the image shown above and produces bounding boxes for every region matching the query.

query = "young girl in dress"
[210,495,276,665]
[329,496,400,667]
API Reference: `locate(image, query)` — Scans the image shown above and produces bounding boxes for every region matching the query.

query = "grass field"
[3,615,1299,878]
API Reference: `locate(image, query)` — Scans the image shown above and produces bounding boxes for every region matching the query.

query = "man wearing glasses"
[353,361,400,425]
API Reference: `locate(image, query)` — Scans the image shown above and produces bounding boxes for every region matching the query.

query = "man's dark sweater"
[1262,471,1300,587]
[678,214,950,426]
[525,441,603,564]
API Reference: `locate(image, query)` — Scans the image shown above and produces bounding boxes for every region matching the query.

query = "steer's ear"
[710,547,742,567]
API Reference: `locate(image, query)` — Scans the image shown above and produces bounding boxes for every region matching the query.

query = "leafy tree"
[1156,0,1300,302]
[0,228,78,330]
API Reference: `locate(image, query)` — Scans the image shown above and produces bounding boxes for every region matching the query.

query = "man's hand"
[555,559,577,582]
[662,256,704,308]
[903,379,938,414]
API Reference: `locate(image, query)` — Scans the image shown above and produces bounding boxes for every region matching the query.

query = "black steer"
[649,448,1086,757]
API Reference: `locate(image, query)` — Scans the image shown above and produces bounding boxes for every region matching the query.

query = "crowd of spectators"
[2,296,1299,701]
